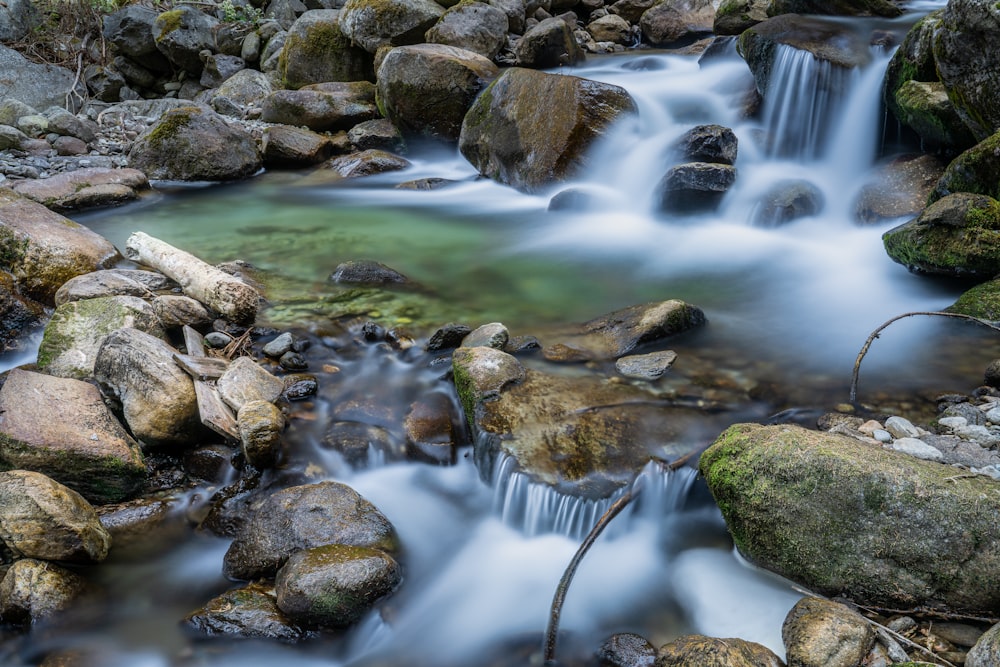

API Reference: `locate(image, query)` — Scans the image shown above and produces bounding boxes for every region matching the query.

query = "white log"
[124,232,259,324]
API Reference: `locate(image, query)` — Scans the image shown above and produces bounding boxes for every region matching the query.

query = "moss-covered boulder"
[882,192,1000,277]
[882,10,943,136]
[713,0,767,35]
[152,5,220,74]
[930,130,1000,204]
[699,423,1000,613]
[425,1,509,59]
[340,0,445,53]
[459,67,636,192]
[765,0,899,17]
[894,80,977,153]
[377,43,498,142]
[278,10,374,88]
[128,106,262,182]
[948,277,1000,320]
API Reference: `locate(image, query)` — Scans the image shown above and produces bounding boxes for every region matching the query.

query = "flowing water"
[7,1,993,664]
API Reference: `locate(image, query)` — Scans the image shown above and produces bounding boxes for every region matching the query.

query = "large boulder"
[781,597,875,667]
[459,67,636,192]
[0,45,87,112]
[11,168,150,213]
[699,423,1000,612]
[259,85,379,132]
[0,188,122,305]
[639,0,715,46]
[514,17,584,69]
[340,0,445,53]
[278,10,374,88]
[882,192,1000,278]
[128,105,262,182]
[0,0,40,42]
[210,69,275,118]
[376,44,498,142]
[766,0,899,17]
[102,4,171,73]
[55,269,173,306]
[893,80,976,153]
[152,5,220,74]
[930,130,1000,203]
[425,1,509,59]
[262,125,335,168]
[853,154,945,224]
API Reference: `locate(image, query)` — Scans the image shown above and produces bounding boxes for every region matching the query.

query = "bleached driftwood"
[125,232,259,325]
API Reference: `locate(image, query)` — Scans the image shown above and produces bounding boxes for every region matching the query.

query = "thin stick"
[849,311,1000,404]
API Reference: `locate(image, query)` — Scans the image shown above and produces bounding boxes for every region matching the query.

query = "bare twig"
[853,602,1000,626]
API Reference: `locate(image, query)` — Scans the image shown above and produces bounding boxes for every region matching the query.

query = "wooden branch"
[182,326,239,442]
[173,353,229,381]
[125,232,260,325]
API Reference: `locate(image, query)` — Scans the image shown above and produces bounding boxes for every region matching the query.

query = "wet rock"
[853,154,946,224]
[404,393,458,465]
[452,347,526,416]
[462,322,509,349]
[0,470,111,563]
[782,597,874,667]
[713,0,767,35]
[751,179,823,227]
[323,150,412,178]
[894,80,976,153]
[655,634,783,666]
[967,622,1000,667]
[951,277,1000,321]
[152,5,220,74]
[340,0,445,53]
[377,43,499,142]
[278,10,374,88]
[238,400,285,469]
[931,130,1000,203]
[882,10,940,128]
[556,299,706,359]
[0,370,145,504]
[37,296,165,379]
[427,323,473,351]
[348,119,405,152]
[10,167,148,212]
[0,273,44,353]
[330,260,413,286]
[673,124,737,165]
[324,421,401,466]
[93,327,203,449]
[283,374,318,401]
[615,350,677,380]
[459,67,636,192]
[152,295,214,329]
[261,125,334,168]
[699,423,1000,612]
[596,632,657,667]
[639,0,714,46]
[183,581,305,641]
[264,332,295,358]
[587,14,632,45]
[128,105,262,182]
[0,559,92,626]
[514,17,584,68]
[97,495,184,558]
[211,69,274,117]
[223,481,400,580]
[275,544,402,627]
[0,46,87,113]
[217,356,285,413]
[657,162,736,214]
[766,0,899,17]
[395,177,456,191]
[426,2,509,59]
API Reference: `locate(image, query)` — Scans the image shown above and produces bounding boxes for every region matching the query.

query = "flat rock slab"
[217,356,284,413]
[11,168,149,212]
[55,269,173,306]
[0,369,145,504]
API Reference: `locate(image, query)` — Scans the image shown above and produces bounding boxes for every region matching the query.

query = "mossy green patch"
[0,226,29,271]
[143,108,197,151]
[155,8,184,40]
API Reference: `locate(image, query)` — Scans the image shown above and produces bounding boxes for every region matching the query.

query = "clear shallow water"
[15,2,996,664]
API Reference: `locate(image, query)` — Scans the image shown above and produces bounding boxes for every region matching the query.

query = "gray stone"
[152,295,214,329]
[183,582,304,641]
[348,118,405,152]
[263,332,295,358]
[341,0,445,52]
[211,69,274,117]
[639,0,714,46]
[425,2,509,59]
[217,356,284,413]
[657,162,736,214]
[781,597,875,667]
[461,322,509,349]
[587,14,631,44]
[259,86,378,132]
[278,10,374,88]
[751,179,823,227]
[11,167,149,213]
[323,149,412,178]
[967,622,1000,667]
[883,415,920,439]
[596,633,656,667]
[44,108,98,143]
[615,350,678,379]
[55,269,172,306]
[888,437,942,461]
[514,17,584,68]
[0,559,92,626]
[0,0,39,42]
[103,5,163,62]
[199,54,246,89]
[673,124,738,165]
[330,259,412,285]
[0,45,87,113]
[261,125,334,167]
[153,5,221,74]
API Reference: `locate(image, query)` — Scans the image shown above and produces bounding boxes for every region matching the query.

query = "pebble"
[884,415,921,439]
[889,437,943,461]
[263,332,294,358]
[204,332,233,349]
[985,407,1000,423]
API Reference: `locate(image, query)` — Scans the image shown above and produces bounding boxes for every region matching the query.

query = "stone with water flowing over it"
[672,124,738,165]
[657,162,736,214]
[853,153,945,224]
[751,179,823,227]
[0,558,93,626]
[404,392,458,465]
[322,150,412,179]
[781,597,875,667]
[655,634,783,666]
[183,581,305,641]
[615,350,677,380]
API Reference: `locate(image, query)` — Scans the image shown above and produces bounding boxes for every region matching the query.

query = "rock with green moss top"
[699,422,1000,613]
[883,192,1000,277]
[882,10,942,131]
[713,0,767,35]
[0,370,146,504]
[425,1,509,59]
[377,43,498,142]
[275,544,402,627]
[930,130,1000,204]
[459,67,636,192]
[0,188,121,305]
[278,10,374,88]
[152,5,220,74]
[933,0,1000,142]
[766,0,899,17]
[260,87,378,132]
[893,80,976,153]
[340,0,445,53]
[947,277,1000,320]
[183,582,305,641]
[128,106,262,182]
[656,634,784,667]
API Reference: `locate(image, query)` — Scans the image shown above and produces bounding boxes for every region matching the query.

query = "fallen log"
[124,232,259,325]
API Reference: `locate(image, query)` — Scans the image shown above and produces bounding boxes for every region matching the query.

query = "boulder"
[0,45,87,113]
[199,54,245,89]
[459,67,636,192]
[587,14,632,44]
[597,633,657,667]
[882,192,1000,278]
[37,295,165,379]
[377,43,498,142]
[323,149,412,178]
[766,0,899,17]
[278,10,374,88]
[151,295,213,329]
[514,17,584,69]
[217,356,285,413]
[949,278,1000,321]
[699,423,1000,612]
[348,119,405,152]
[893,80,976,153]
[128,106,262,182]
[0,371,145,504]
[44,108,99,143]
[262,125,335,168]
[183,582,304,641]
[930,130,1000,203]
[0,0,40,42]
[853,154,946,224]
[54,270,171,306]
[152,5,220,74]
[0,559,92,626]
[103,5,166,65]
[656,162,737,214]
[275,544,402,626]
[781,597,875,667]
[340,0,445,53]
[210,69,274,117]
[639,0,714,47]
[238,400,285,469]
[882,9,941,127]
[672,124,738,165]
[0,188,122,305]
[425,1,509,59]
[259,86,379,132]
[222,481,399,580]
[655,635,783,666]
[490,0,526,33]
[968,622,1000,667]
[0,470,112,563]
[609,0,658,24]
[713,0,767,35]
[93,327,202,449]
[751,179,824,227]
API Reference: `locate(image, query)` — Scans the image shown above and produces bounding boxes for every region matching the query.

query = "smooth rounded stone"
[94,327,202,449]
[330,260,412,286]
[672,124,737,165]
[183,581,304,641]
[324,421,401,466]
[883,415,920,439]
[0,470,111,563]
[967,622,1000,667]
[261,125,334,169]
[0,46,86,113]
[275,544,402,627]
[0,370,145,504]
[279,351,308,371]
[242,31,261,62]
[17,113,47,136]
[782,597,875,667]
[933,622,985,649]
[204,331,233,349]
[425,2,509,59]
[655,634,783,666]
[341,0,445,53]
[404,393,457,465]
[238,400,285,469]
[585,14,630,44]
[0,188,122,305]
[986,406,1000,423]
[44,108,98,143]
[217,356,285,414]
[11,167,149,212]
[223,481,400,580]
[894,80,976,153]
[542,342,592,362]
[872,429,892,443]
[376,43,499,142]
[713,0,768,35]
[52,136,88,156]
[0,124,29,151]
[278,10,374,88]
[888,437,943,461]
[263,332,294,358]
[452,346,526,406]
[152,5,220,73]
[853,154,945,224]
[37,295,165,379]
[938,416,970,430]
[323,150,412,179]
[152,295,213,329]
[952,425,1000,449]
[657,162,736,214]
[348,119,405,152]
[261,82,378,132]
[211,69,274,117]
[461,322,509,349]
[930,131,1000,204]
[596,632,657,667]
[751,179,823,227]
[941,402,988,426]
[514,17,584,68]
[557,300,706,359]
[615,350,677,380]
[639,0,714,46]
[0,559,92,626]
[426,323,473,351]
[283,374,318,401]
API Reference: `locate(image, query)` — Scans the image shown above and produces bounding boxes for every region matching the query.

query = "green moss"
[155,9,184,40]
[0,226,29,270]
[947,277,1000,319]
[450,350,478,427]
[144,108,197,151]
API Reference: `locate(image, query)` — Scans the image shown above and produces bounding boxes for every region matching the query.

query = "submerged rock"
[751,179,823,227]
[596,632,657,667]
[183,581,305,641]
[330,260,413,286]
[853,154,945,224]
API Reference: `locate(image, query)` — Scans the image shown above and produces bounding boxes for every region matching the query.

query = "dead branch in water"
[849,311,1000,404]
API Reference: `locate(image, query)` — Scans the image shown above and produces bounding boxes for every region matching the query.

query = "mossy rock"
[278,10,374,88]
[766,0,900,17]
[340,0,445,53]
[882,10,942,127]
[929,129,1000,203]
[714,0,768,38]
[894,80,976,153]
[948,277,1000,320]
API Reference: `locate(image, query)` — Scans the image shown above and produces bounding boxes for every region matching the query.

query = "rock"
[44,109,98,143]
[283,374,318,401]
[263,333,295,358]
[597,632,657,667]
[0,559,92,626]
[238,400,285,469]
[37,295,165,379]
[655,634,783,666]
[951,277,1000,321]
[490,0,526,33]
[330,260,412,285]
[0,188,122,305]
[781,597,875,667]
[262,125,334,168]
[152,5,220,74]
[766,0,899,17]
[459,67,636,192]
[930,130,1000,203]
[278,10,374,88]
[217,356,284,413]
[260,86,379,132]
[340,0,445,53]
[889,437,943,461]
[713,0,767,35]
[211,69,274,117]
[348,119,405,152]
[894,80,976,153]
[427,323,473,351]
[587,14,632,44]
[882,9,941,129]
[275,544,402,626]
[882,192,1000,277]
[323,149,412,178]
[103,5,169,69]
[639,0,714,46]
[751,179,823,227]
[0,124,29,151]
[0,370,145,505]
[615,350,677,380]
[52,136,88,156]
[609,0,658,24]
[699,423,1000,611]
[151,295,213,329]
[97,495,185,558]
[0,45,87,113]
[183,582,304,641]
[404,392,458,464]
[0,100,35,127]
[199,54,245,88]
[54,270,169,306]
[10,167,148,212]
[0,0,40,42]
[376,43,499,142]
[673,124,738,165]
[967,622,1000,667]
[514,17,584,68]
[0,273,44,354]
[93,327,202,449]
[853,154,946,224]
[554,300,706,359]
[0,470,112,563]
[462,322,509,349]
[657,162,736,214]
[128,105,262,182]
[222,481,399,580]
[934,622,986,648]
[425,2,509,59]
